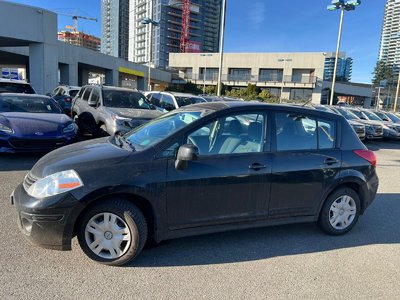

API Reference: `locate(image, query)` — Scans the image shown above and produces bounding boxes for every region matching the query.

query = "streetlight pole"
[139,11,159,91]
[327,0,361,106]
[200,53,212,94]
[278,58,293,103]
[330,7,344,106]
[217,0,226,97]
[394,70,400,112]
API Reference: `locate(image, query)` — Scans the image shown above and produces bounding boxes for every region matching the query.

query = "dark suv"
[11,102,379,266]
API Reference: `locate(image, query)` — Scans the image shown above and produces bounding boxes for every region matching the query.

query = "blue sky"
[9,0,386,83]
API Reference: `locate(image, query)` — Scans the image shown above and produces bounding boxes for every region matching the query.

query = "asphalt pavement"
[0,141,399,299]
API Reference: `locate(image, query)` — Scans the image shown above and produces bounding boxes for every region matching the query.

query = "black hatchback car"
[11,102,379,266]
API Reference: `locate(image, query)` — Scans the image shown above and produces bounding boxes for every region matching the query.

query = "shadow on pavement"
[132,193,400,268]
[0,153,43,172]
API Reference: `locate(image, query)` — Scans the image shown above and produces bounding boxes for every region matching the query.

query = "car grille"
[374,126,383,135]
[356,127,365,134]
[23,172,38,192]
[8,138,67,149]
[394,126,400,133]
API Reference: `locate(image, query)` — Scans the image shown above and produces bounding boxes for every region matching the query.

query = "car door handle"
[249,163,267,171]
[323,157,339,165]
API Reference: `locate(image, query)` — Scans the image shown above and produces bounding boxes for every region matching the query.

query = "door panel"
[269,150,341,217]
[166,153,272,229]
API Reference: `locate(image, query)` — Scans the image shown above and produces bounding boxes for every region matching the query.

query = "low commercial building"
[169,52,326,104]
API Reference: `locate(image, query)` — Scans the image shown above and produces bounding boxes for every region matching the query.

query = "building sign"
[1,68,20,79]
[187,41,202,53]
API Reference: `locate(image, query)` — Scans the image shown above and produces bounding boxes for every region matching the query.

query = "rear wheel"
[77,199,148,266]
[318,187,360,235]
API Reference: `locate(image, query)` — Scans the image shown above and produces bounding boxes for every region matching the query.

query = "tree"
[372,60,393,87]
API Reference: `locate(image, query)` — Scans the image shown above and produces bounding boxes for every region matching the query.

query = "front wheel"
[318,187,360,235]
[77,199,148,266]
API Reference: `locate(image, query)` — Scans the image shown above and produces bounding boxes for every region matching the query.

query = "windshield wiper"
[115,134,135,151]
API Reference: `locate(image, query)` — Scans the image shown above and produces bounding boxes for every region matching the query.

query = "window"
[289,89,312,101]
[90,88,100,106]
[318,119,335,149]
[160,94,175,111]
[276,112,317,151]
[148,93,161,106]
[82,87,92,101]
[187,113,265,156]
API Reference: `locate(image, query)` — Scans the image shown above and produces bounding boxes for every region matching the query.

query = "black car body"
[12,102,379,265]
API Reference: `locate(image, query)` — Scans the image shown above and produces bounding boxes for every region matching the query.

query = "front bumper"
[383,129,400,140]
[11,184,82,251]
[0,134,76,153]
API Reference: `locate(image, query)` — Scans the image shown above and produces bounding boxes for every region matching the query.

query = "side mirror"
[175,144,199,170]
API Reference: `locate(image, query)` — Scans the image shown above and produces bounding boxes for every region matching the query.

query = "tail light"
[353,150,377,166]
[65,97,72,103]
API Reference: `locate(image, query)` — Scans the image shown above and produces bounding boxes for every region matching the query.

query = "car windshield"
[337,108,360,120]
[0,82,35,94]
[102,90,152,109]
[349,109,367,120]
[175,96,206,107]
[362,110,382,121]
[0,96,62,113]
[386,113,400,122]
[125,110,205,151]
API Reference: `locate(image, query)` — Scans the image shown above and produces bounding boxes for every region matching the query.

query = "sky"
[8,0,387,84]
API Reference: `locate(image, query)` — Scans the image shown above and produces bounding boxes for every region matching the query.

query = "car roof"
[180,101,340,119]
[0,78,30,84]
[0,93,51,99]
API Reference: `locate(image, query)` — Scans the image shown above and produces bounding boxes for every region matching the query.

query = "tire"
[318,187,360,235]
[77,199,148,266]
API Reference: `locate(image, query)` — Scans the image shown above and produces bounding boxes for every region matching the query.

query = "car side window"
[186,113,265,156]
[90,88,100,106]
[318,119,336,149]
[160,94,175,111]
[149,93,161,107]
[82,87,92,101]
[276,112,317,151]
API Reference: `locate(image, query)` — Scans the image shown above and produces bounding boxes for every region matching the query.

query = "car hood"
[30,137,130,178]
[0,112,72,135]
[356,119,383,126]
[348,120,364,126]
[105,107,163,119]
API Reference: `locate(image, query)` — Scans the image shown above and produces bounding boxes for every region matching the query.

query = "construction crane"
[57,13,97,32]
[180,0,191,52]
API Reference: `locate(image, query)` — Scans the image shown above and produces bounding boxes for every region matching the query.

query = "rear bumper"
[11,184,82,251]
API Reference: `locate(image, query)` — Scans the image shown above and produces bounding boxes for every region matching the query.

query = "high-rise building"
[101,0,129,60]
[58,31,101,52]
[378,0,400,72]
[323,52,353,82]
[128,0,222,69]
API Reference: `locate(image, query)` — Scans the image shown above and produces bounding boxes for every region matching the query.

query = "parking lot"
[0,140,399,299]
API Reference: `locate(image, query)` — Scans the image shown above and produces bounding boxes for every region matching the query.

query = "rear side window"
[90,88,100,105]
[275,112,336,151]
[160,94,175,111]
[149,93,161,106]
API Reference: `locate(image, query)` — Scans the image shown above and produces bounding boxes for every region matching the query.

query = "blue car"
[0,93,77,153]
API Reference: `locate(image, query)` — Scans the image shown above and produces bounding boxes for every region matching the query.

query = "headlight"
[113,115,132,125]
[27,170,83,198]
[63,123,76,133]
[0,123,13,134]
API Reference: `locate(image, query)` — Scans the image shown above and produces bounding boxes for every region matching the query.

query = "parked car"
[201,95,244,102]
[0,93,77,152]
[382,111,400,124]
[346,108,383,140]
[51,85,80,116]
[11,102,379,266]
[145,91,206,111]
[360,109,400,140]
[72,85,163,136]
[0,78,36,94]
[329,107,366,141]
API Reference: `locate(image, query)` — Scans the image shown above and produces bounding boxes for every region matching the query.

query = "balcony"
[172,73,317,88]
